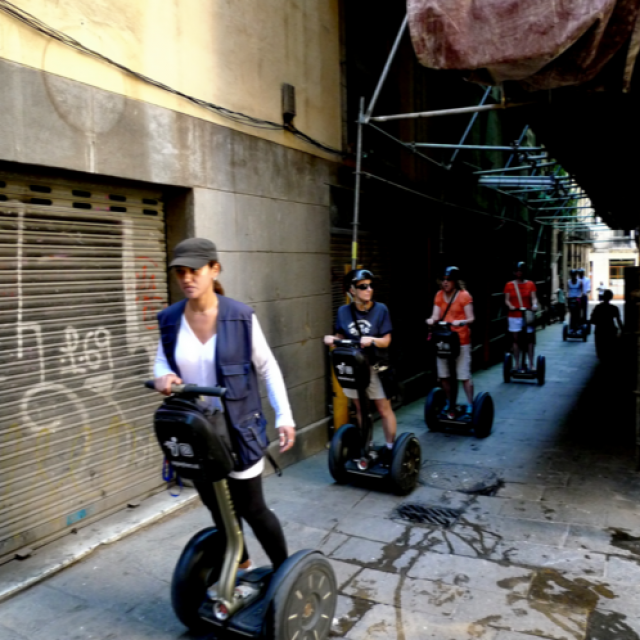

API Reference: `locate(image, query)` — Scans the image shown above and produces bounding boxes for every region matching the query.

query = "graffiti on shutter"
[0,176,168,561]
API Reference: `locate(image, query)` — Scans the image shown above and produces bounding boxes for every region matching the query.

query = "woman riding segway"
[424,266,494,436]
[149,238,338,638]
[426,266,474,421]
[323,269,420,494]
[324,269,396,458]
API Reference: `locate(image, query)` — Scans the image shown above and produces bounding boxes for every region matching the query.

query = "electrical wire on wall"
[0,0,343,157]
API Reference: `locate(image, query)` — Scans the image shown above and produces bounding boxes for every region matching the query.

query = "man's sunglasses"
[355,283,373,290]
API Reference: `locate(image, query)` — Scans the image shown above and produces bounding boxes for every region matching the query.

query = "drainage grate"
[394,503,463,528]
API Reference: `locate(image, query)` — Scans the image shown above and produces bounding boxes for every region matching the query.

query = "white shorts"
[343,367,387,400]
[508,317,535,334]
[437,344,472,380]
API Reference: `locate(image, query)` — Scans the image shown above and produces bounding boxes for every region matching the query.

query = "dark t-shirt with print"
[335,302,393,362]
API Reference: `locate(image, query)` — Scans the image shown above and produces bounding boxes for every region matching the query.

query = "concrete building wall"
[0,0,341,160]
[0,55,336,463]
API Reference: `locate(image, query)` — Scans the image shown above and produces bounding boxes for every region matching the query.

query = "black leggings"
[193,474,288,570]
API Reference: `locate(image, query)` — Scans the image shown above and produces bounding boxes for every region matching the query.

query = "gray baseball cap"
[169,238,218,269]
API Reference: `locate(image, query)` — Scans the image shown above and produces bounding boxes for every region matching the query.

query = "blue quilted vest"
[157,296,268,471]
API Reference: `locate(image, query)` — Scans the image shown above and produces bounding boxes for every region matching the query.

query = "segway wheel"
[171,527,223,632]
[536,355,546,386]
[328,423,360,484]
[503,353,512,384]
[472,392,494,439]
[562,325,568,342]
[424,387,446,431]
[389,432,421,496]
[271,552,337,640]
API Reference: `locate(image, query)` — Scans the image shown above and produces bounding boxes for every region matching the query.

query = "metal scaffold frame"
[348,13,624,268]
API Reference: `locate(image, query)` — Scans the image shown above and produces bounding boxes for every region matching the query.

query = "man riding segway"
[504,261,539,372]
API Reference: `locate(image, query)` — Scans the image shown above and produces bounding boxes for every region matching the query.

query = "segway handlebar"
[332,338,360,347]
[144,380,227,397]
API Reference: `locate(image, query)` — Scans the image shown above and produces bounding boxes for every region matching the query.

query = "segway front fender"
[171,527,223,632]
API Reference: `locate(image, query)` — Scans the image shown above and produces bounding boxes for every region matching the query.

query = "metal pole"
[503,125,530,171]
[363,15,408,123]
[370,101,533,122]
[413,143,544,152]
[474,161,557,175]
[351,97,365,269]
[534,205,593,210]
[449,87,492,166]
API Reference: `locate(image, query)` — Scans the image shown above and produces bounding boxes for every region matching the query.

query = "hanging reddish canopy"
[407,0,640,91]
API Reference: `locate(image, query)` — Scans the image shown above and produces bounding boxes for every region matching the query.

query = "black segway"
[423,322,494,438]
[327,339,421,495]
[145,382,337,638]
[563,297,588,342]
[503,308,546,385]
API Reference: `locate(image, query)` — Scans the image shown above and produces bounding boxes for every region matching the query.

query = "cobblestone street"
[2,319,639,640]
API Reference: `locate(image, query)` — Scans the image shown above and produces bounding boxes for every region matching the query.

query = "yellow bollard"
[331,363,349,431]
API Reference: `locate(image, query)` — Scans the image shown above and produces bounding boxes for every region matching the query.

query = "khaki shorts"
[343,367,387,400]
[437,344,472,380]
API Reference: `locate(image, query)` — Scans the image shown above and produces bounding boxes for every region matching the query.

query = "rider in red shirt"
[426,266,475,420]
[504,262,539,371]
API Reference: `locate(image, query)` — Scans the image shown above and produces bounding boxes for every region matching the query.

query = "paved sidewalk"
[1,321,638,640]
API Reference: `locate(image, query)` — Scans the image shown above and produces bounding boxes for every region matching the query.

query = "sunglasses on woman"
[355,283,373,290]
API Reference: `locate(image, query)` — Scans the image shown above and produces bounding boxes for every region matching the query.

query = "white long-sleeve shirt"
[154,314,294,479]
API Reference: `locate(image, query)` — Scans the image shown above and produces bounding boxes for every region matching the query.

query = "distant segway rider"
[578,268,591,322]
[566,269,584,330]
[323,269,396,453]
[426,266,475,420]
[589,289,622,360]
[504,262,539,371]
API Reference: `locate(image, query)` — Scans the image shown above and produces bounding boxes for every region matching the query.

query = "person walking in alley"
[153,237,295,573]
[589,289,623,360]
[426,266,475,421]
[504,262,539,371]
[324,269,397,458]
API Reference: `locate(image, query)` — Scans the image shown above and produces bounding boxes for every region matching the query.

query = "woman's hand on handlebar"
[360,336,374,348]
[278,425,296,452]
[323,335,336,346]
[426,318,435,326]
[154,373,183,396]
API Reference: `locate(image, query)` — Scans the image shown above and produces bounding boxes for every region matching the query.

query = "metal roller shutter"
[0,174,168,562]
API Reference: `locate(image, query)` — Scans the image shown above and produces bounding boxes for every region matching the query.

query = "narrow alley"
[1,315,638,640]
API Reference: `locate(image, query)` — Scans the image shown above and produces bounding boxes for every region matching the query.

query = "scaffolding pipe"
[479,177,570,187]
[535,205,593,210]
[351,97,365,269]
[503,125,530,171]
[474,161,558,175]
[412,143,544,152]
[363,15,408,123]
[449,87,492,166]
[370,101,533,123]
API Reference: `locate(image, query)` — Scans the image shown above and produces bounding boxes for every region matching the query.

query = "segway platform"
[424,387,494,438]
[562,323,588,342]
[503,354,546,385]
[146,382,337,639]
[328,339,421,495]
